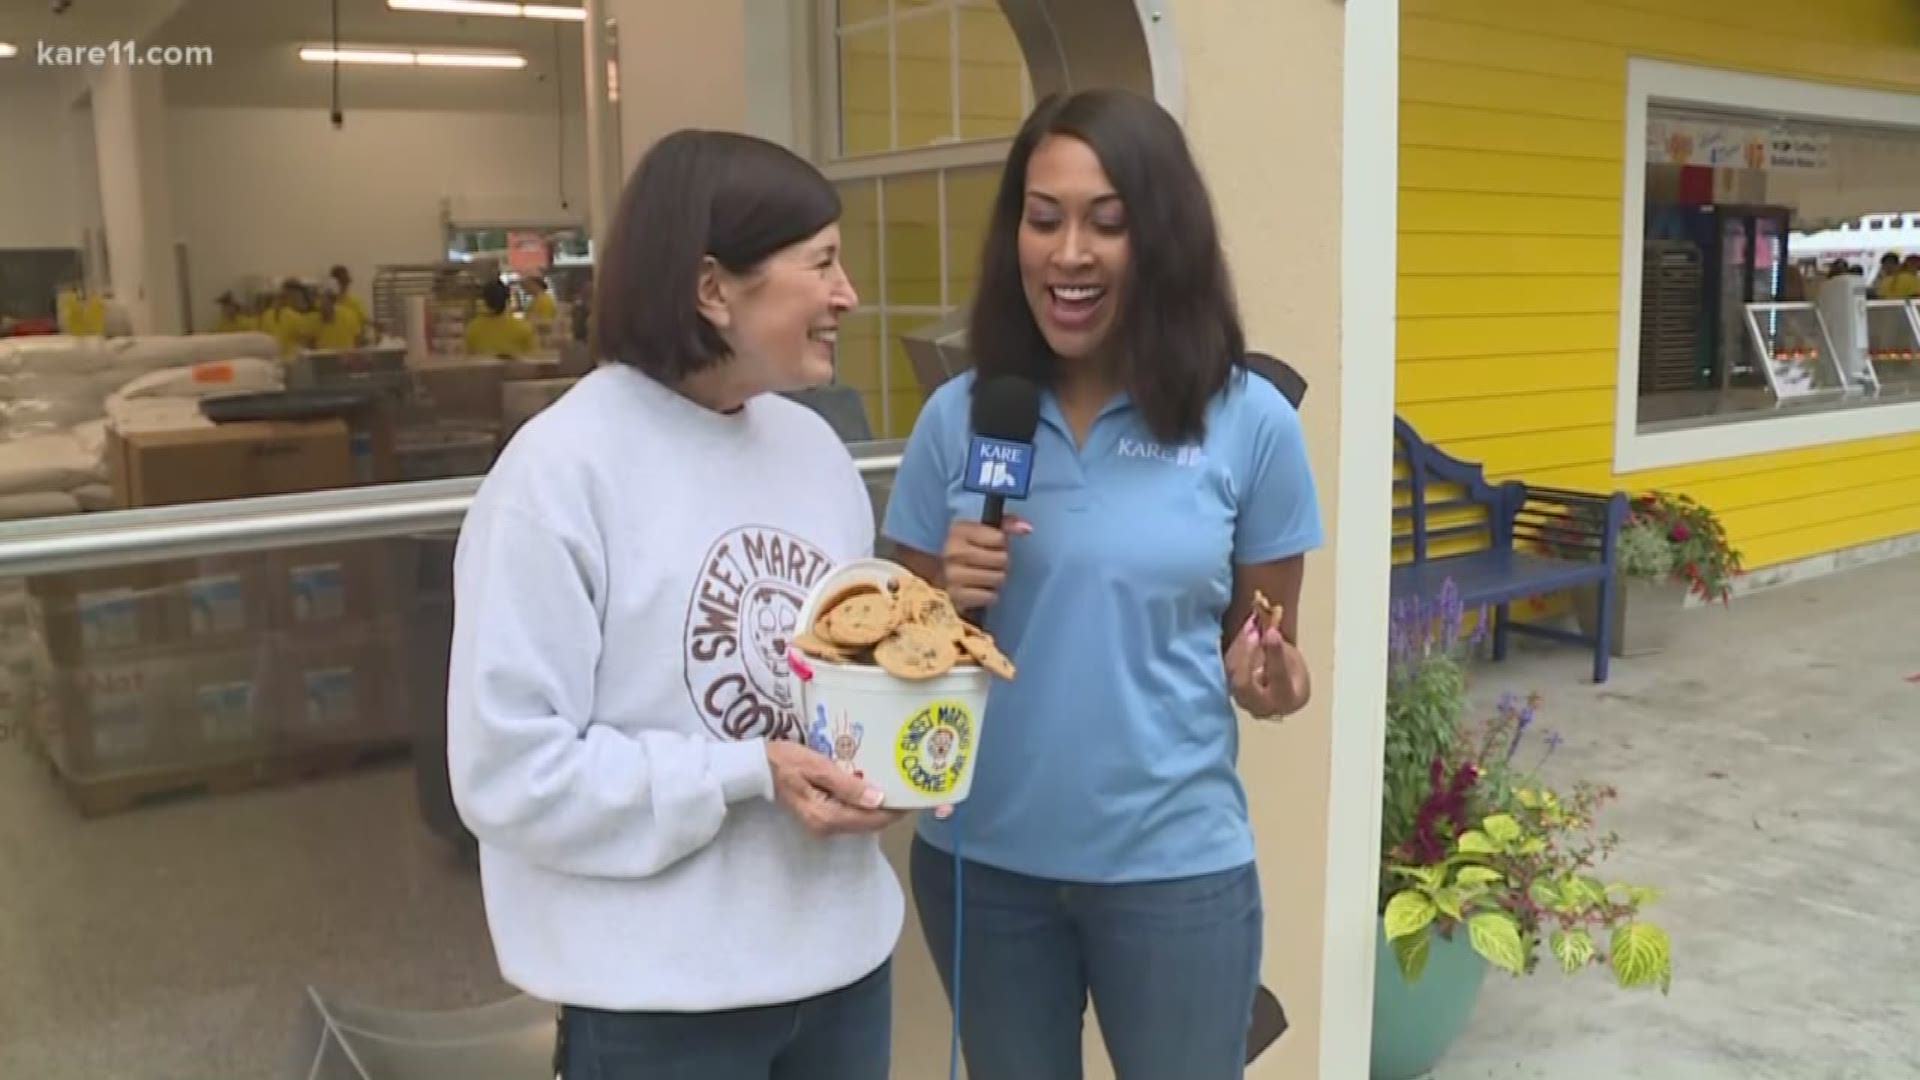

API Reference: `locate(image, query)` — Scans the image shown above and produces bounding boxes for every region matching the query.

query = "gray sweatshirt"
[447,364,903,1011]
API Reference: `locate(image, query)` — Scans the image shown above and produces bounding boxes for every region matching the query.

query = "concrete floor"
[1432,552,1920,1080]
[1,553,1915,1078]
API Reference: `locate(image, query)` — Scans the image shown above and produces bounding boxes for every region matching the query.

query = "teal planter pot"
[1370,922,1491,1080]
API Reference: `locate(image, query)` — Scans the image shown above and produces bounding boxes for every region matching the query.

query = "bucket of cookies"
[784,559,1016,809]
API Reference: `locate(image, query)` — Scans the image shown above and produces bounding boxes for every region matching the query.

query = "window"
[1618,60,1920,472]
[816,0,1033,439]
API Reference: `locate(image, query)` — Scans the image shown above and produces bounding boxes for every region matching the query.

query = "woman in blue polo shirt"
[883,88,1322,1079]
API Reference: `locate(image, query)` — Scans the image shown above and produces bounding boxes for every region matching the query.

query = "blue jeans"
[556,961,891,1080]
[911,837,1263,1080]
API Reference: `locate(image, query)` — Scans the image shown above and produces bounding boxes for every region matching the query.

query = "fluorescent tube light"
[0,43,17,59]
[299,46,528,68]
[388,0,586,19]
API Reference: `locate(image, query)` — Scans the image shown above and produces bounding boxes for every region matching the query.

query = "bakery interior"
[0,0,1038,1075]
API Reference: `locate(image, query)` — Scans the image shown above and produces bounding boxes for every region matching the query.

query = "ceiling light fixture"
[388,0,586,20]
[0,43,17,59]
[299,46,528,68]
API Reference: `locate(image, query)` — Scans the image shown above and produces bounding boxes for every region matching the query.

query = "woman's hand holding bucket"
[766,740,905,836]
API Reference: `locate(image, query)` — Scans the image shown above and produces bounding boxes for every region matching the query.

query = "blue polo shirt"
[882,368,1323,883]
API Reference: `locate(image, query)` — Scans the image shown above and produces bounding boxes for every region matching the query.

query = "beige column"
[600,0,750,177]
[89,60,181,334]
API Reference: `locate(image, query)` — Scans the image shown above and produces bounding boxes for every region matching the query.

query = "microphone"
[964,375,1041,529]
[960,376,1040,624]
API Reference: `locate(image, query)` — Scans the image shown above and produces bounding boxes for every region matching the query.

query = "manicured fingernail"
[787,648,814,681]
[935,805,954,820]
[1242,614,1259,638]
[861,788,884,809]
[1009,521,1033,535]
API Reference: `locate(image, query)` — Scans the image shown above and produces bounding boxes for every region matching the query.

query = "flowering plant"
[1380,693,1673,992]
[1627,492,1742,602]
[1534,491,1743,602]
[1380,579,1485,909]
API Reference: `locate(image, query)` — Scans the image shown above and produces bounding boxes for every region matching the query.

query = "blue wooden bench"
[1390,416,1628,684]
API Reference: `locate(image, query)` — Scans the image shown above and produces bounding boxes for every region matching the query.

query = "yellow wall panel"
[1401,59,1624,123]
[836,313,882,395]
[837,179,881,306]
[1398,275,1619,319]
[1400,233,1620,276]
[883,174,942,306]
[1399,389,1617,443]
[1427,424,1615,476]
[1402,103,1622,161]
[836,0,887,26]
[1401,15,1625,83]
[1397,351,1618,403]
[1399,313,1620,361]
[1400,191,1619,238]
[1396,0,1920,569]
[1402,148,1623,199]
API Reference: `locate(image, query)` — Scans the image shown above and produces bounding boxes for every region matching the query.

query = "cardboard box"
[410,360,505,426]
[150,553,276,647]
[27,565,173,665]
[176,644,275,762]
[35,654,190,779]
[109,420,353,508]
[267,543,394,634]
[274,622,401,747]
[287,346,410,393]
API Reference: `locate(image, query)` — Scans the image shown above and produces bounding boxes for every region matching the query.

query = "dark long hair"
[592,129,841,382]
[967,88,1244,444]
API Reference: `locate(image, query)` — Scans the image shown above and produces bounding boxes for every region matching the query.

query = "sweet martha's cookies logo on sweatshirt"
[684,525,835,742]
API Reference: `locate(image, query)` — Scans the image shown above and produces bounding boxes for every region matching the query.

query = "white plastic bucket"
[786,558,991,809]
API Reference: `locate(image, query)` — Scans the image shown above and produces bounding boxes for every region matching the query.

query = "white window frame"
[1614,58,1920,473]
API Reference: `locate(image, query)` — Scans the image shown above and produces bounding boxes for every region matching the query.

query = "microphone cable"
[948,814,965,1080]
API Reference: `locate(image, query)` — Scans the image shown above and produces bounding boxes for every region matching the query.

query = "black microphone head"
[971,374,1041,443]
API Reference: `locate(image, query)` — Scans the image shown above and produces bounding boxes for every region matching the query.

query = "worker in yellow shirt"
[309,289,365,350]
[524,274,559,324]
[1890,255,1920,300]
[465,279,537,358]
[329,265,371,330]
[57,283,106,336]
[262,279,318,357]
[213,292,259,333]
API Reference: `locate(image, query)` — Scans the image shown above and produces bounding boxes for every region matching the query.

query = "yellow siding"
[1397,0,1920,570]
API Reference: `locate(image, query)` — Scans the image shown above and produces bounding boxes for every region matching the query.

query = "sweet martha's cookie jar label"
[894,699,975,797]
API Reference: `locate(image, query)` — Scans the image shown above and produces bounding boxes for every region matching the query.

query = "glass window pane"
[836,179,881,309]
[887,312,941,438]
[836,0,888,27]
[839,27,891,157]
[835,312,883,400]
[943,165,1002,305]
[957,4,1027,141]
[894,11,954,150]
[883,174,943,309]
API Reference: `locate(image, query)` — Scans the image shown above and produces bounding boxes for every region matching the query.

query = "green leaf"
[1456,830,1500,855]
[1433,887,1464,921]
[1610,923,1672,990]
[1625,884,1663,907]
[1391,864,1446,890]
[1576,876,1612,908]
[1468,911,1528,976]
[1384,892,1438,941]
[1513,788,1541,809]
[1455,866,1504,886]
[1550,928,1595,973]
[1482,814,1523,845]
[1518,837,1549,855]
[1392,928,1431,983]
[1529,878,1562,909]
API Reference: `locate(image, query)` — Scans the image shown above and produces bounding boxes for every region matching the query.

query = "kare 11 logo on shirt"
[964,435,1034,499]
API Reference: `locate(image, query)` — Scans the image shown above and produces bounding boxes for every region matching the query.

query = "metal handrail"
[0,446,906,577]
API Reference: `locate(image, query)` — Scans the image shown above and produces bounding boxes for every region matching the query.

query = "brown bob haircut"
[967,88,1245,445]
[592,129,841,382]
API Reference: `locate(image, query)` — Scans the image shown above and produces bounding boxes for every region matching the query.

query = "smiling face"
[703,224,860,394]
[1018,134,1130,366]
